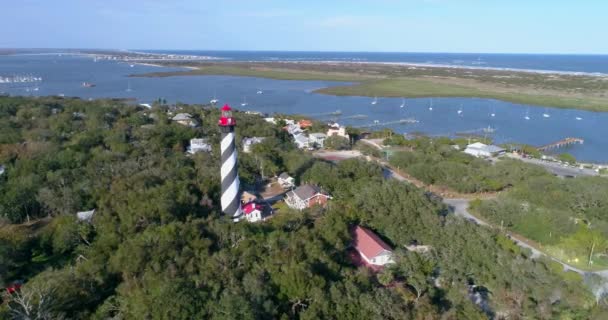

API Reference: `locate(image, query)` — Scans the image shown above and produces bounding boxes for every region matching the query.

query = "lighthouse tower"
[218,104,242,220]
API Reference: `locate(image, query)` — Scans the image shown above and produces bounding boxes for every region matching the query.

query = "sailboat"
[576,117,583,121]
[126,80,132,92]
[524,109,530,120]
[400,98,405,108]
[210,91,219,104]
[457,105,463,115]
[241,96,248,107]
[542,107,550,118]
[428,98,433,111]
[256,90,263,95]
[371,97,378,105]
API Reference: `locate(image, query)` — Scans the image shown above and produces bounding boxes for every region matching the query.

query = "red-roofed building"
[352,226,395,267]
[242,202,265,222]
[298,119,313,129]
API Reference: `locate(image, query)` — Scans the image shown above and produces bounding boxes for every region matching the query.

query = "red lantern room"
[218,104,236,127]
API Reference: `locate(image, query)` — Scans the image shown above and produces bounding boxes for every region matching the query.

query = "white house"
[242,202,265,223]
[285,184,331,210]
[187,138,212,154]
[293,134,310,149]
[264,117,277,124]
[278,172,295,188]
[242,137,266,153]
[464,142,505,158]
[352,226,395,267]
[172,113,198,127]
[309,133,328,149]
[327,123,350,139]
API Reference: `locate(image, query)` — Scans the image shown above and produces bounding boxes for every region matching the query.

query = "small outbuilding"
[187,138,212,154]
[242,137,266,153]
[278,172,295,189]
[77,209,96,223]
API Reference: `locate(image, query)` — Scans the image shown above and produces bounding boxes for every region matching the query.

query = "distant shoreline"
[132,60,608,112]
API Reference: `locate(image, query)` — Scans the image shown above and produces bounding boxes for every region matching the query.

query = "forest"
[1,96,607,319]
[382,135,608,271]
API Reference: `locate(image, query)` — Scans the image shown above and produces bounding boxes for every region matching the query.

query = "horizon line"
[2,47,608,56]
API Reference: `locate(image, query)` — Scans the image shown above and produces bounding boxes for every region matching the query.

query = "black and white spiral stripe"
[220,128,242,218]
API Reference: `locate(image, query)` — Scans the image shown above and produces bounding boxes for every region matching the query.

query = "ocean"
[1,53,608,162]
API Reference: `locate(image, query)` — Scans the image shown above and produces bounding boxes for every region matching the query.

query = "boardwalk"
[538,137,584,151]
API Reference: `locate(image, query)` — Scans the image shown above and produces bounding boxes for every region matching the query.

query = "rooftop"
[292,184,322,200]
[172,113,193,121]
[352,226,392,259]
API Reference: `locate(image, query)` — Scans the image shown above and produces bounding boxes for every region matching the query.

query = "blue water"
[1,54,607,162]
[144,50,608,75]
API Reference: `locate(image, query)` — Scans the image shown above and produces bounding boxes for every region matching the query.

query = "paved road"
[505,154,599,177]
[314,150,608,277]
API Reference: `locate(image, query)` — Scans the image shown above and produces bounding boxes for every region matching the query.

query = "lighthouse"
[218,104,242,220]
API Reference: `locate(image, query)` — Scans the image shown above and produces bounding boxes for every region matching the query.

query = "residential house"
[278,172,295,189]
[298,119,313,129]
[172,113,198,127]
[352,226,395,267]
[464,142,505,158]
[187,138,212,154]
[264,117,277,124]
[285,184,331,210]
[327,123,350,139]
[242,137,266,153]
[285,123,303,136]
[309,133,328,149]
[293,134,310,149]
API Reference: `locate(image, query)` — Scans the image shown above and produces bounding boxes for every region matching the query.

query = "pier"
[538,137,584,151]
[354,118,419,128]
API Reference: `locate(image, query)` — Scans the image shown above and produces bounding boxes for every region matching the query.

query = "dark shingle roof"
[293,184,321,200]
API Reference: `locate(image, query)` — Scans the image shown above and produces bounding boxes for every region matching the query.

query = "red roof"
[242,202,263,214]
[352,226,392,259]
[221,104,232,111]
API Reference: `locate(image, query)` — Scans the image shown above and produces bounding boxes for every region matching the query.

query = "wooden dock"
[538,137,584,151]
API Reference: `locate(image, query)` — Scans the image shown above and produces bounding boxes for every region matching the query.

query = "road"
[505,154,599,177]
[315,149,608,278]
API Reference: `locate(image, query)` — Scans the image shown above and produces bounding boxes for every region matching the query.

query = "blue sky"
[1,0,606,54]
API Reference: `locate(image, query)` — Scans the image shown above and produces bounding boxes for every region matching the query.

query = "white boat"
[256,90,263,94]
[543,113,550,118]
[428,98,433,111]
[130,64,135,68]
[126,81,132,92]
[241,96,248,107]
[490,113,495,117]
[371,97,378,105]
[576,117,583,121]
[524,108,530,120]
[400,98,405,108]
[210,91,219,104]
[457,106,463,115]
